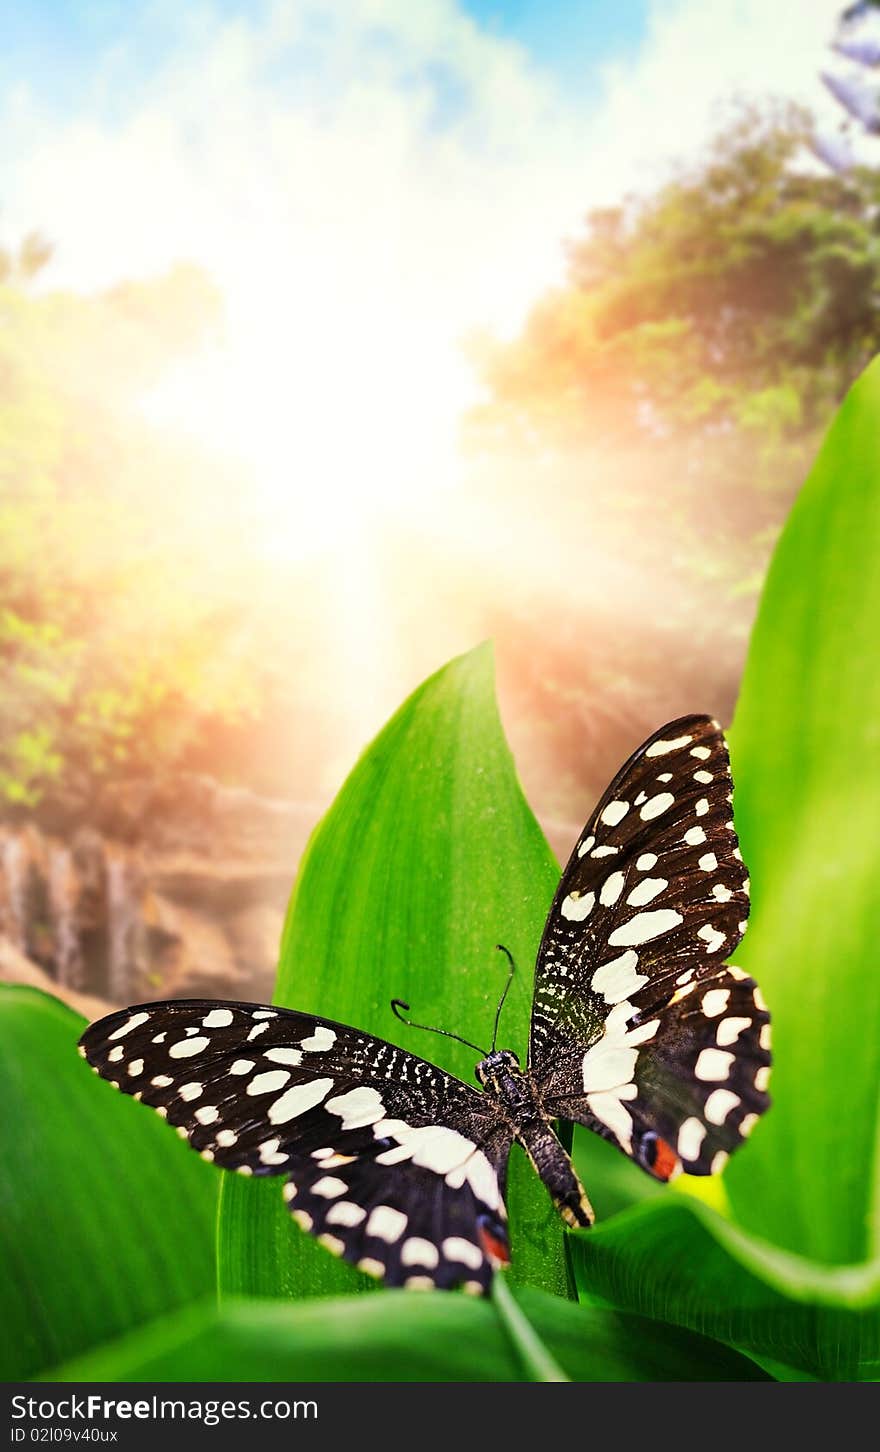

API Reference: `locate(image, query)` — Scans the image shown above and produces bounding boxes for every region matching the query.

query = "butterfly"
[79,714,770,1295]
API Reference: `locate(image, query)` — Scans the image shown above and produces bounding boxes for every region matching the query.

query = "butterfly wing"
[529,714,770,1178]
[79,999,513,1292]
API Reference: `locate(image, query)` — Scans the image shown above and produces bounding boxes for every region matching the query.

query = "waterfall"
[48,842,84,989]
[105,848,141,1002]
[0,831,28,949]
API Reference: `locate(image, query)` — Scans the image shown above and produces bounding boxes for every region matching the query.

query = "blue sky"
[466,0,648,91]
[1,0,648,121]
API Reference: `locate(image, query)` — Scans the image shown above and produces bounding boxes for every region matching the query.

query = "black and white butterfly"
[79,715,770,1295]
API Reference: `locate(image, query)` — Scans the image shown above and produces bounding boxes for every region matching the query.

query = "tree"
[469,104,880,572]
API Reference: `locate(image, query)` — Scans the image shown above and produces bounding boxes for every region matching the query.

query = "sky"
[0,1,853,546]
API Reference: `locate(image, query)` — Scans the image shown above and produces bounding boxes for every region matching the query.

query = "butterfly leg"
[516,1120,594,1229]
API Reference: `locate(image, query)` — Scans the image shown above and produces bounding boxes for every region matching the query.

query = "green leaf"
[44,1286,769,1382]
[726,358,880,1265]
[0,986,218,1380]
[569,1199,880,1381]
[218,644,570,1300]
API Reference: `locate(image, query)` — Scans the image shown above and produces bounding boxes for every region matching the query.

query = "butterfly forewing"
[529,714,764,1177]
[79,1000,513,1292]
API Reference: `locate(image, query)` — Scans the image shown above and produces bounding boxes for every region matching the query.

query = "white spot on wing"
[690,746,711,759]
[326,1086,385,1129]
[608,909,683,946]
[202,1009,234,1028]
[442,1237,482,1269]
[636,853,657,871]
[247,1022,270,1042]
[300,1026,337,1053]
[264,1048,303,1066]
[698,924,726,954]
[716,1016,751,1047]
[591,845,618,859]
[195,1105,219,1125]
[561,890,594,922]
[367,1205,408,1243]
[590,950,647,1005]
[599,871,625,906]
[698,853,718,872]
[577,835,595,858]
[178,1082,203,1101]
[326,1201,366,1227]
[312,1175,348,1198]
[695,1048,734,1082]
[216,1129,238,1147]
[645,734,692,756]
[108,1012,150,1041]
[247,1069,291,1096]
[705,1088,740,1125]
[269,1077,335,1124]
[401,1237,439,1269]
[600,800,629,826]
[229,1059,255,1075]
[700,989,729,1018]
[169,1036,209,1059]
[685,826,707,846]
[107,1045,124,1064]
[640,792,675,821]
[626,876,667,907]
[677,1117,706,1162]
[258,1137,288,1165]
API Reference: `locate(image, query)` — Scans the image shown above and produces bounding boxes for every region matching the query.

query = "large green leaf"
[218,644,570,1300]
[569,1200,880,1381]
[0,986,218,1380]
[726,358,880,1265]
[567,361,880,1380]
[44,1286,769,1382]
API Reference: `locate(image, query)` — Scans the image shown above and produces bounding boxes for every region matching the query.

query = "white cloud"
[0,0,859,536]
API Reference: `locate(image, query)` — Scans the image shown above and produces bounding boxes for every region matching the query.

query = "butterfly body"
[475,1048,593,1229]
[79,713,771,1293]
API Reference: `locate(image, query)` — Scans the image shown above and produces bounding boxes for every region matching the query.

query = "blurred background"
[2,0,879,1015]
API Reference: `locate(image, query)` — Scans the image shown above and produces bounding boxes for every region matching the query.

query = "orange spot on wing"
[651,1137,681,1181]
[478,1224,511,1265]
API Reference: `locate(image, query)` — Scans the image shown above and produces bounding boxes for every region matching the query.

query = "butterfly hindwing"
[79,999,513,1291]
[529,714,767,1176]
[542,963,770,1179]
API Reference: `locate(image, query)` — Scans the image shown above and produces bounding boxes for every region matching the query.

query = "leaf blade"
[727,359,880,1264]
[0,986,218,1380]
[44,1286,769,1383]
[217,644,570,1299]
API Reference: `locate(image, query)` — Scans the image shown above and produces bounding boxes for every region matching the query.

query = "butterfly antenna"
[491,944,516,1051]
[390,999,487,1058]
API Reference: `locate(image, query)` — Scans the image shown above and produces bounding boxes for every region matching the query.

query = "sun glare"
[140,276,475,559]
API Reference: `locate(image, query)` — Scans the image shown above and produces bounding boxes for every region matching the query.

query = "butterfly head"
[474,1047,520,1090]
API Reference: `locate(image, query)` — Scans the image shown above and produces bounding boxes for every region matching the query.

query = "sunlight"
[140,272,475,559]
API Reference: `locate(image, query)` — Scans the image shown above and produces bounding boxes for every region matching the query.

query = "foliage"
[470,105,880,575]
[0,263,270,811]
[1,364,879,1379]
